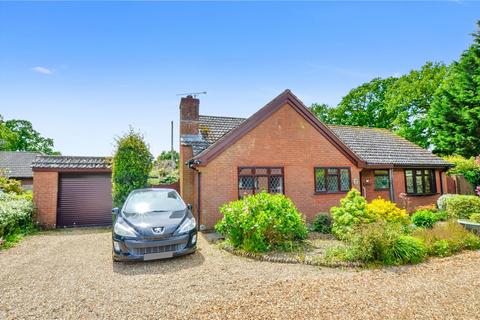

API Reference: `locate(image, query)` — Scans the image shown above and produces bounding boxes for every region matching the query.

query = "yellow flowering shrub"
[366,198,410,226]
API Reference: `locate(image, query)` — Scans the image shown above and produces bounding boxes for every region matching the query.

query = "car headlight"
[114,219,137,237]
[176,216,196,234]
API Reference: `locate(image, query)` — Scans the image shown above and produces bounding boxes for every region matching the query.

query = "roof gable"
[193,89,364,167]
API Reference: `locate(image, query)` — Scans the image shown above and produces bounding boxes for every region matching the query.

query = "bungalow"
[179,90,453,230]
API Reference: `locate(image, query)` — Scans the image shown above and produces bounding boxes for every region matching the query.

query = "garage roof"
[32,155,112,170]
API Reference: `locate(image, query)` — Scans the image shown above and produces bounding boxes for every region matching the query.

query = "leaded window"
[238,167,284,198]
[374,170,390,190]
[405,169,436,195]
[315,167,351,193]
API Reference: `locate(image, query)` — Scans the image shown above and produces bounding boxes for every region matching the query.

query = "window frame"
[314,167,351,194]
[374,170,390,191]
[404,169,437,195]
[237,166,284,199]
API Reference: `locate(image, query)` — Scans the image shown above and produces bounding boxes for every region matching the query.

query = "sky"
[0,1,479,157]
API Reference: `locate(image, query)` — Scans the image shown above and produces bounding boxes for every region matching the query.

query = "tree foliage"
[0,116,57,154]
[329,77,398,128]
[429,22,480,157]
[385,62,447,148]
[112,128,153,207]
[309,21,480,155]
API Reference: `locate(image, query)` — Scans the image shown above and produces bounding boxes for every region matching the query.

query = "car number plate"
[144,252,174,261]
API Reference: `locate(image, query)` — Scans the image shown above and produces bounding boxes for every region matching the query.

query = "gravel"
[1,228,480,319]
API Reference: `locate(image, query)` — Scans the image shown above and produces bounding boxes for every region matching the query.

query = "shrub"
[444,155,480,187]
[366,198,410,226]
[444,195,480,219]
[470,213,480,223]
[344,221,426,265]
[312,213,332,234]
[331,189,375,239]
[437,194,456,211]
[414,204,438,212]
[413,220,480,257]
[215,192,308,252]
[0,175,23,194]
[0,193,35,246]
[112,128,153,207]
[412,210,439,228]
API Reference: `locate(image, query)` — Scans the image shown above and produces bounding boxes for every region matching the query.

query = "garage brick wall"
[33,171,58,227]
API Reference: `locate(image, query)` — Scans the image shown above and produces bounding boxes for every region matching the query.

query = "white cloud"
[31,66,54,75]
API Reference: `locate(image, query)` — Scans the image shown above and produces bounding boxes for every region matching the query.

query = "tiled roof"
[328,125,452,167]
[199,115,246,145]
[0,151,41,178]
[32,155,112,170]
[191,115,451,167]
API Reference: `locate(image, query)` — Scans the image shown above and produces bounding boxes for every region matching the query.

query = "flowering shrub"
[0,193,35,246]
[366,198,410,226]
[215,192,308,252]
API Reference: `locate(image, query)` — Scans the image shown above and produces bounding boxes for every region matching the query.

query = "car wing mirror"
[112,208,119,216]
[187,204,193,211]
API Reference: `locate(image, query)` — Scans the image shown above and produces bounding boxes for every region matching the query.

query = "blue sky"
[0,2,478,156]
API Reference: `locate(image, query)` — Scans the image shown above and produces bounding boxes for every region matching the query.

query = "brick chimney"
[179,95,200,212]
[179,95,200,136]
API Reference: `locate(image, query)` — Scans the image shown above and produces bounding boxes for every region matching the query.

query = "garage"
[32,155,113,228]
[57,173,112,227]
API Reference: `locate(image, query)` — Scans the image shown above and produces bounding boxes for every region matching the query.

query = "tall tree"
[385,62,447,148]
[309,103,334,124]
[3,119,57,154]
[0,116,16,151]
[328,77,398,128]
[429,22,480,157]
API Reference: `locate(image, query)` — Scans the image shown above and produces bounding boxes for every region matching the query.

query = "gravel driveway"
[1,228,480,319]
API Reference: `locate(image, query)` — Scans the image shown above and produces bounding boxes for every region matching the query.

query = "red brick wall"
[364,168,446,212]
[33,171,58,228]
[197,103,361,228]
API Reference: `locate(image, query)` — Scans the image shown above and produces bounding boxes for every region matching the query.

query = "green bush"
[331,189,375,240]
[0,175,24,194]
[470,213,480,223]
[444,155,480,187]
[215,192,308,252]
[312,213,332,234]
[437,194,456,211]
[0,193,36,246]
[412,210,439,228]
[444,195,480,219]
[413,220,480,257]
[342,221,426,265]
[112,128,153,207]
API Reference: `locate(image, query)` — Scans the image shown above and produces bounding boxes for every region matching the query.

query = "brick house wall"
[196,103,361,228]
[362,168,446,212]
[33,171,58,227]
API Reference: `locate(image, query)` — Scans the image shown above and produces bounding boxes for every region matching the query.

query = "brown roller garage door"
[57,173,112,227]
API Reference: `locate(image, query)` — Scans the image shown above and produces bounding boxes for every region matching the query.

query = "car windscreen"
[123,190,186,217]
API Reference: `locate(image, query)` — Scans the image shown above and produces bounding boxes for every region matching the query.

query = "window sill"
[314,191,349,195]
[405,193,438,197]
[374,188,390,191]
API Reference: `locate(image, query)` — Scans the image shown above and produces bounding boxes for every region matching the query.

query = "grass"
[0,226,38,250]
